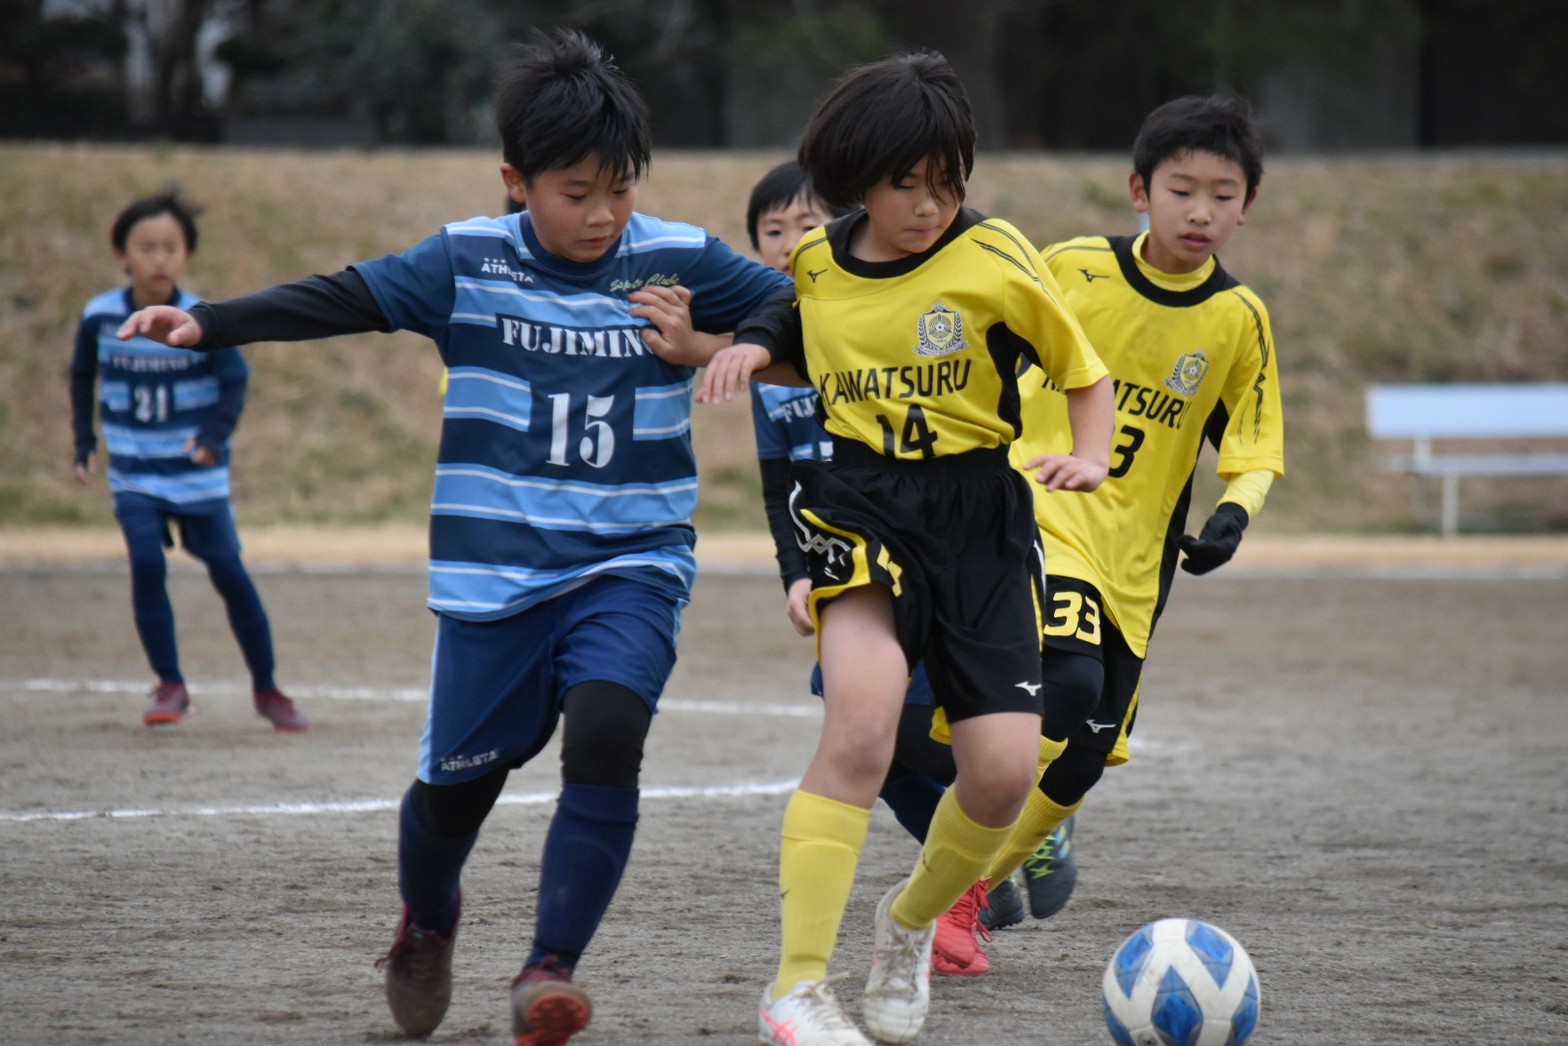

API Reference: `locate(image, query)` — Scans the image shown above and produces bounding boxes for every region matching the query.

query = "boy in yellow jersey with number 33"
[977,94,1287,930]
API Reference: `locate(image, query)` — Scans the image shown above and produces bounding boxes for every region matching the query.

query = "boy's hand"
[117,306,203,346]
[184,437,218,467]
[1023,453,1109,493]
[631,285,706,364]
[785,577,815,637]
[696,343,772,403]
[1178,503,1249,575]
[72,450,97,486]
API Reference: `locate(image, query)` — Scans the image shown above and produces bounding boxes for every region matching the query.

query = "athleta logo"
[1015,681,1042,696]
[1164,350,1210,396]
[1079,268,1108,282]
[479,257,534,283]
[1085,720,1118,734]
[806,268,828,282]
[439,748,500,772]
[915,302,968,357]
[498,315,650,358]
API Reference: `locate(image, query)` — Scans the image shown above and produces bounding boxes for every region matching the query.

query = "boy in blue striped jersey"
[119,30,790,1046]
[70,188,307,734]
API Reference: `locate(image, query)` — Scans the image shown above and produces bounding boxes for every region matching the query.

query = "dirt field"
[1,532,1565,1045]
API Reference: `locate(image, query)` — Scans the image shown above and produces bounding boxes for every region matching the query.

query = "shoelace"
[1024,832,1066,877]
[872,921,932,994]
[795,976,860,1031]
[950,882,994,944]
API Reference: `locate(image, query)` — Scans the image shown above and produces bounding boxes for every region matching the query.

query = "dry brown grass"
[3,143,1566,535]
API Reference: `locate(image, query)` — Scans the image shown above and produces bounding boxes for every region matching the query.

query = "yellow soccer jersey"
[1012,233,1285,657]
[765,209,1107,460]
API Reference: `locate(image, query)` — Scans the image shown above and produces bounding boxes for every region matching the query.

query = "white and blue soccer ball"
[1102,917,1260,1046]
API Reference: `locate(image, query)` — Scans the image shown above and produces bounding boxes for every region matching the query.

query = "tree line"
[4,0,1565,150]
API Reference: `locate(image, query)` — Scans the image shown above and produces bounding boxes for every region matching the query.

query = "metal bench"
[1365,383,1568,537]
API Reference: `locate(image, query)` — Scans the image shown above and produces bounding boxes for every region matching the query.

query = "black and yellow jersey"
[743,209,1107,461]
[1012,233,1285,656]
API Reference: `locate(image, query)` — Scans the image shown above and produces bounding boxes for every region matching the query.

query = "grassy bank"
[3,143,1565,535]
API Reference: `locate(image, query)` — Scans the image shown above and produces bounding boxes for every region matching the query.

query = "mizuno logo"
[1015,681,1042,696]
[806,268,828,282]
[1080,269,1107,282]
[1085,720,1118,734]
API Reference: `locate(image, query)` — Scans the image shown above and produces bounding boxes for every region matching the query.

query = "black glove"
[1178,502,1249,576]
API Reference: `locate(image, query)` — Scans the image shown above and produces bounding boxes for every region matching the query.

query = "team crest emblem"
[915,303,968,357]
[1165,350,1210,395]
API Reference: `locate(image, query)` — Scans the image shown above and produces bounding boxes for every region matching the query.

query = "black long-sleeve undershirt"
[758,456,810,591]
[189,269,391,350]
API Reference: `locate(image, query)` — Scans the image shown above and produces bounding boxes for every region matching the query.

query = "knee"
[953,751,1038,827]
[973,746,1041,800]
[203,554,250,592]
[820,710,899,786]
[411,771,507,838]
[126,545,166,585]
[1040,649,1104,740]
[560,682,651,789]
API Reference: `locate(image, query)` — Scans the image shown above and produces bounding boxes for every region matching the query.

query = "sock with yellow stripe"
[772,789,871,1000]
[890,787,1012,929]
[984,786,1083,884]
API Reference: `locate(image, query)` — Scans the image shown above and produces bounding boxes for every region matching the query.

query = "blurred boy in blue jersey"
[118,31,791,1046]
[70,188,307,734]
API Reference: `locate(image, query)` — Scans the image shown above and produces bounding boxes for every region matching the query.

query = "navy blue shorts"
[113,492,241,563]
[418,575,685,784]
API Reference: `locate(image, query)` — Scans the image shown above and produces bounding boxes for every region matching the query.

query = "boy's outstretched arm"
[118,306,203,346]
[1025,374,1113,491]
[119,271,392,351]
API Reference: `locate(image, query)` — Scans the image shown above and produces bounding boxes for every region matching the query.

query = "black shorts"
[1042,575,1144,758]
[792,439,1045,724]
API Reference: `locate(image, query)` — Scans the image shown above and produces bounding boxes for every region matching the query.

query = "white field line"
[0,779,800,824]
[4,677,821,719]
[0,676,811,824]
[0,676,1166,825]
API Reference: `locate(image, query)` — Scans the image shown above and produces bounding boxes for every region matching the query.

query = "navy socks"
[397,788,476,935]
[527,782,639,969]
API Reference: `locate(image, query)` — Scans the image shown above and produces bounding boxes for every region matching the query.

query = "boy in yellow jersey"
[701,52,1114,1046]
[978,94,1286,939]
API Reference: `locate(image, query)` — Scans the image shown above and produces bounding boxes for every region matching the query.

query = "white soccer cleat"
[861,878,935,1044]
[758,979,872,1045]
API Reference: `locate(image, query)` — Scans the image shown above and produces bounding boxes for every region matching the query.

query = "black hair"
[493,29,652,184]
[111,185,201,254]
[744,160,850,251]
[1132,94,1264,200]
[797,50,975,210]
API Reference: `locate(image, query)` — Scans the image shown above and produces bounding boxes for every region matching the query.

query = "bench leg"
[1440,474,1459,538]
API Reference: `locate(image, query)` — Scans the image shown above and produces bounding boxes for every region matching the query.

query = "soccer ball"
[1101,917,1260,1046]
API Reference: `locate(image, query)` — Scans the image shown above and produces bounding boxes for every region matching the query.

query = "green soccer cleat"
[1021,815,1078,919]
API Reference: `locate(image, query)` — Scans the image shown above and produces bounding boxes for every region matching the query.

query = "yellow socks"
[773,789,871,999]
[984,787,1082,884]
[890,787,1012,929]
